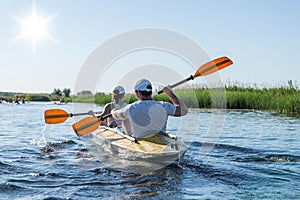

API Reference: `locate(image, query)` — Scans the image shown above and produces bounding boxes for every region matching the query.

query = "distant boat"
[54,101,68,105]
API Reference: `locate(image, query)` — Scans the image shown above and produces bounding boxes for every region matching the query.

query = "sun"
[13,4,56,52]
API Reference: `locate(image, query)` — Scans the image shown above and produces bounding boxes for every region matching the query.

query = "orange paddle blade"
[72,117,101,136]
[44,109,70,124]
[193,57,233,78]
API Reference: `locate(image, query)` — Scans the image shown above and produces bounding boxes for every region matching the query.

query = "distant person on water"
[96,85,127,128]
[111,79,188,138]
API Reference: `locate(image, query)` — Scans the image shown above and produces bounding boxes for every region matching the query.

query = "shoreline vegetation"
[74,85,299,116]
[0,88,72,103]
[1,82,299,116]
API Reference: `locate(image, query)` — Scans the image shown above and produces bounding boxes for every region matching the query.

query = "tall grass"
[225,86,300,114]
[74,82,300,115]
[72,93,136,104]
[71,95,96,103]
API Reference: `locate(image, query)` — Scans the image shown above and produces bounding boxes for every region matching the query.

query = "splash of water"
[30,124,52,145]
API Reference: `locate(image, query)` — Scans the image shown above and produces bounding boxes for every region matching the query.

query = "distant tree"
[77,90,93,96]
[63,88,71,97]
[52,88,62,96]
[95,92,105,95]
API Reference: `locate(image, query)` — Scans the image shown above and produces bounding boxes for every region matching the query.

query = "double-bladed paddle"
[72,56,233,137]
[44,109,100,124]
[156,56,232,94]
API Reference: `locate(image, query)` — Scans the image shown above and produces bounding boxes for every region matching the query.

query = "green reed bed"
[225,86,300,114]
[153,86,299,115]
[73,93,136,104]
[72,95,96,103]
[77,84,299,115]
[173,85,299,115]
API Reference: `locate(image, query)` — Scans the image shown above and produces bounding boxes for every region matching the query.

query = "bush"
[26,94,51,101]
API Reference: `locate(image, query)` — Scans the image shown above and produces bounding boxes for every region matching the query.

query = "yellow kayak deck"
[91,126,187,164]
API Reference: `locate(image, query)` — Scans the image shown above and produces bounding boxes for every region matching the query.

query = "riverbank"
[0,93,72,102]
[2,84,299,115]
[72,85,299,116]
[178,85,300,115]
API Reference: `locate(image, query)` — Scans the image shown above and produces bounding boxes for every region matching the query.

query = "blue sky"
[0,0,299,93]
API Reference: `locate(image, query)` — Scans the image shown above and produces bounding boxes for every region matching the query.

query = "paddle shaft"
[157,75,194,94]
[100,113,112,120]
[72,111,101,117]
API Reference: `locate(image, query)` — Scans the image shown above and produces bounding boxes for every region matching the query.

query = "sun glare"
[13,4,56,52]
[21,16,48,40]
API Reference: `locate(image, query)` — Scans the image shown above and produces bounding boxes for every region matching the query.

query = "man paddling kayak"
[111,79,188,138]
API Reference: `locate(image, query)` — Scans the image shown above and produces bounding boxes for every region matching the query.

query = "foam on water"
[30,124,52,145]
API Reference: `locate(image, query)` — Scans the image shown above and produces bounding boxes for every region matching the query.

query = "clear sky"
[0,0,299,93]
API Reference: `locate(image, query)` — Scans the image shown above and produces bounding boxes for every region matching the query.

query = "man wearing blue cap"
[111,79,188,138]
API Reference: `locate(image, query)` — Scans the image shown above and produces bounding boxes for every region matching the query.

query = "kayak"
[91,126,187,168]
[54,101,68,105]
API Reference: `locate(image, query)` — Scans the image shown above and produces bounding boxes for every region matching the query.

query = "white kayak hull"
[91,127,187,168]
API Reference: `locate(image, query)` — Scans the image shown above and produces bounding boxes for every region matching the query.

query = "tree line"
[52,88,71,97]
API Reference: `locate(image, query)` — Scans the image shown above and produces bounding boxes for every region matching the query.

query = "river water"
[0,102,299,199]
